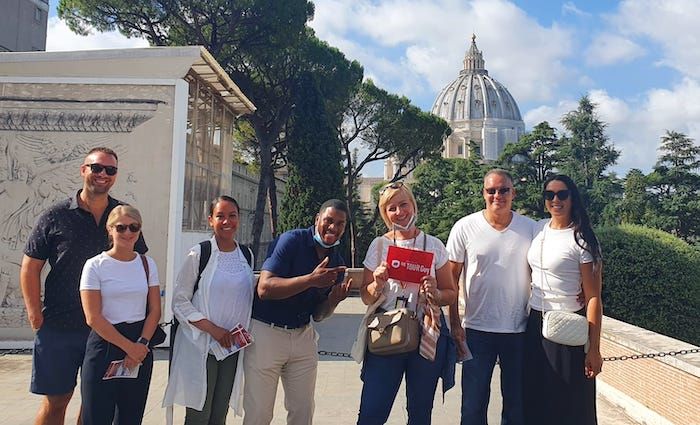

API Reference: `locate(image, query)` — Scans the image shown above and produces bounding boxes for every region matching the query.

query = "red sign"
[386,245,434,284]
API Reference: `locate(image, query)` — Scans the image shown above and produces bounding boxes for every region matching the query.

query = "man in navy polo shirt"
[243,199,352,425]
[20,147,147,425]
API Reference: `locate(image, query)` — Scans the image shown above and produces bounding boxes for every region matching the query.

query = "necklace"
[549,219,574,230]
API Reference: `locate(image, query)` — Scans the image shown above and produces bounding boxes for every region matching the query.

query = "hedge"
[597,224,700,345]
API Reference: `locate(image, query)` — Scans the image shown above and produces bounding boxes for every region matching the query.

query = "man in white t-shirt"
[446,169,535,425]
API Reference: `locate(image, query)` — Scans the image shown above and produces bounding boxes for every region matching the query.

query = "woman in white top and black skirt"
[163,196,255,424]
[80,205,161,425]
[523,174,603,425]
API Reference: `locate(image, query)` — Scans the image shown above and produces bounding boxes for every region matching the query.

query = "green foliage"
[558,96,622,225]
[646,131,700,242]
[341,80,450,261]
[597,225,700,345]
[279,73,343,232]
[618,169,650,225]
[412,155,487,243]
[497,121,560,218]
[558,96,620,188]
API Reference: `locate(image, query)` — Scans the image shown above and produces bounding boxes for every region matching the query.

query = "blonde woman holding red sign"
[356,182,457,424]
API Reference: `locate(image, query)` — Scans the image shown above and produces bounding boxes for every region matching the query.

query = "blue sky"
[46,0,700,178]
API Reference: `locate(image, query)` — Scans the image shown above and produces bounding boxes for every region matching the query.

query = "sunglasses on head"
[113,223,141,233]
[543,190,570,201]
[87,163,118,176]
[484,187,511,195]
[379,181,405,195]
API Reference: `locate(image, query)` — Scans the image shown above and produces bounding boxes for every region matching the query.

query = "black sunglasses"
[379,181,405,195]
[543,190,570,201]
[113,223,141,233]
[87,163,118,176]
[484,187,511,195]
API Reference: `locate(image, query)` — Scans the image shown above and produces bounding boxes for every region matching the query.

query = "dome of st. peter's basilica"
[431,35,525,161]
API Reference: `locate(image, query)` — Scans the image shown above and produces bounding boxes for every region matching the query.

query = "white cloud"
[584,33,645,66]
[311,0,575,105]
[45,16,149,52]
[528,80,700,175]
[588,89,631,125]
[562,2,591,18]
[608,0,700,78]
[523,100,578,130]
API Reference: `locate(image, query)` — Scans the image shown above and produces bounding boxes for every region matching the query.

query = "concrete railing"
[597,317,699,425]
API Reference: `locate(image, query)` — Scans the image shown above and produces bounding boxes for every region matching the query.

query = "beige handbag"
[367,308,420,355]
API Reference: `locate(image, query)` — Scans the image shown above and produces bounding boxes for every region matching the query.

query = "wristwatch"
[136,336,150,346]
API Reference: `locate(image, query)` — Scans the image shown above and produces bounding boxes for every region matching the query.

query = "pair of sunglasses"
[87,163,118,176]
[379,181,405,195]
[484,187,511,195]
[543,190,570,201]
[114,223,141,233]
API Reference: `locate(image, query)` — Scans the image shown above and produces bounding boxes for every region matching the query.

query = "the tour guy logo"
[386,245,434,284]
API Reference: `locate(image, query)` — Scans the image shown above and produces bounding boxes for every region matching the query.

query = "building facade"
[0,46,265,342]
[0,0,49,52]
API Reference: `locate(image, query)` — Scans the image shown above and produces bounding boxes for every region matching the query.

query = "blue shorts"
[31,325,90,395]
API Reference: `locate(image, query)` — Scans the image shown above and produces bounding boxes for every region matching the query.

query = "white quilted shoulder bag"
[539,223,589,348]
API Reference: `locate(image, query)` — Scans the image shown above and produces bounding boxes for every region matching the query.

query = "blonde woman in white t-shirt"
[524,174,603,425]
[79,205,161,425]
[357,182,457,424]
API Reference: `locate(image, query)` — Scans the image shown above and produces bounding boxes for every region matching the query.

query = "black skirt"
[523,309,597,425]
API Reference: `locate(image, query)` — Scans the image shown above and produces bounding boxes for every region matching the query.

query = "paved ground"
[0,298,639,424]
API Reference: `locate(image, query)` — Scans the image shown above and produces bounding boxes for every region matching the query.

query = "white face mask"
[314,229,340,249]
[392,214,417,232]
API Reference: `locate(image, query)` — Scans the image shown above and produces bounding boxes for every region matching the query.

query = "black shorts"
[31,325,90,395]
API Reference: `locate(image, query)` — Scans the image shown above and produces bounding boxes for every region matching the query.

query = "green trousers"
[185,353,239,425]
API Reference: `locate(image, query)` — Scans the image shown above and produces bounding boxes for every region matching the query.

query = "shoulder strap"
[194,240,212,294]
[139,254,149,282]
[238,243,254,268]
[376,237,384,265]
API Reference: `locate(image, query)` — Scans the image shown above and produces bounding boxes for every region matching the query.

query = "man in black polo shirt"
[20,147,147,425]
[243,199,352,425]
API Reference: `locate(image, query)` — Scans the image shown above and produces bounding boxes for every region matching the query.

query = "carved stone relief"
[0,91,164,327]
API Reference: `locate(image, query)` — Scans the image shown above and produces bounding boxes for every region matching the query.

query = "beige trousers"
[242,319,319,425]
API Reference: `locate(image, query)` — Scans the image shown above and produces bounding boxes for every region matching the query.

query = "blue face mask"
[314,229,340,249]
[392,214,417,232]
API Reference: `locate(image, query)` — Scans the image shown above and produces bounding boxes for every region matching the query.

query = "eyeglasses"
[379,181,405,195]
[543,190,570,201]
[113,223,141,233]
[86,163,118,176]
[484,187,511,195]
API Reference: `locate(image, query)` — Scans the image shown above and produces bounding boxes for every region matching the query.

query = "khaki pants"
[242,319,318,425]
